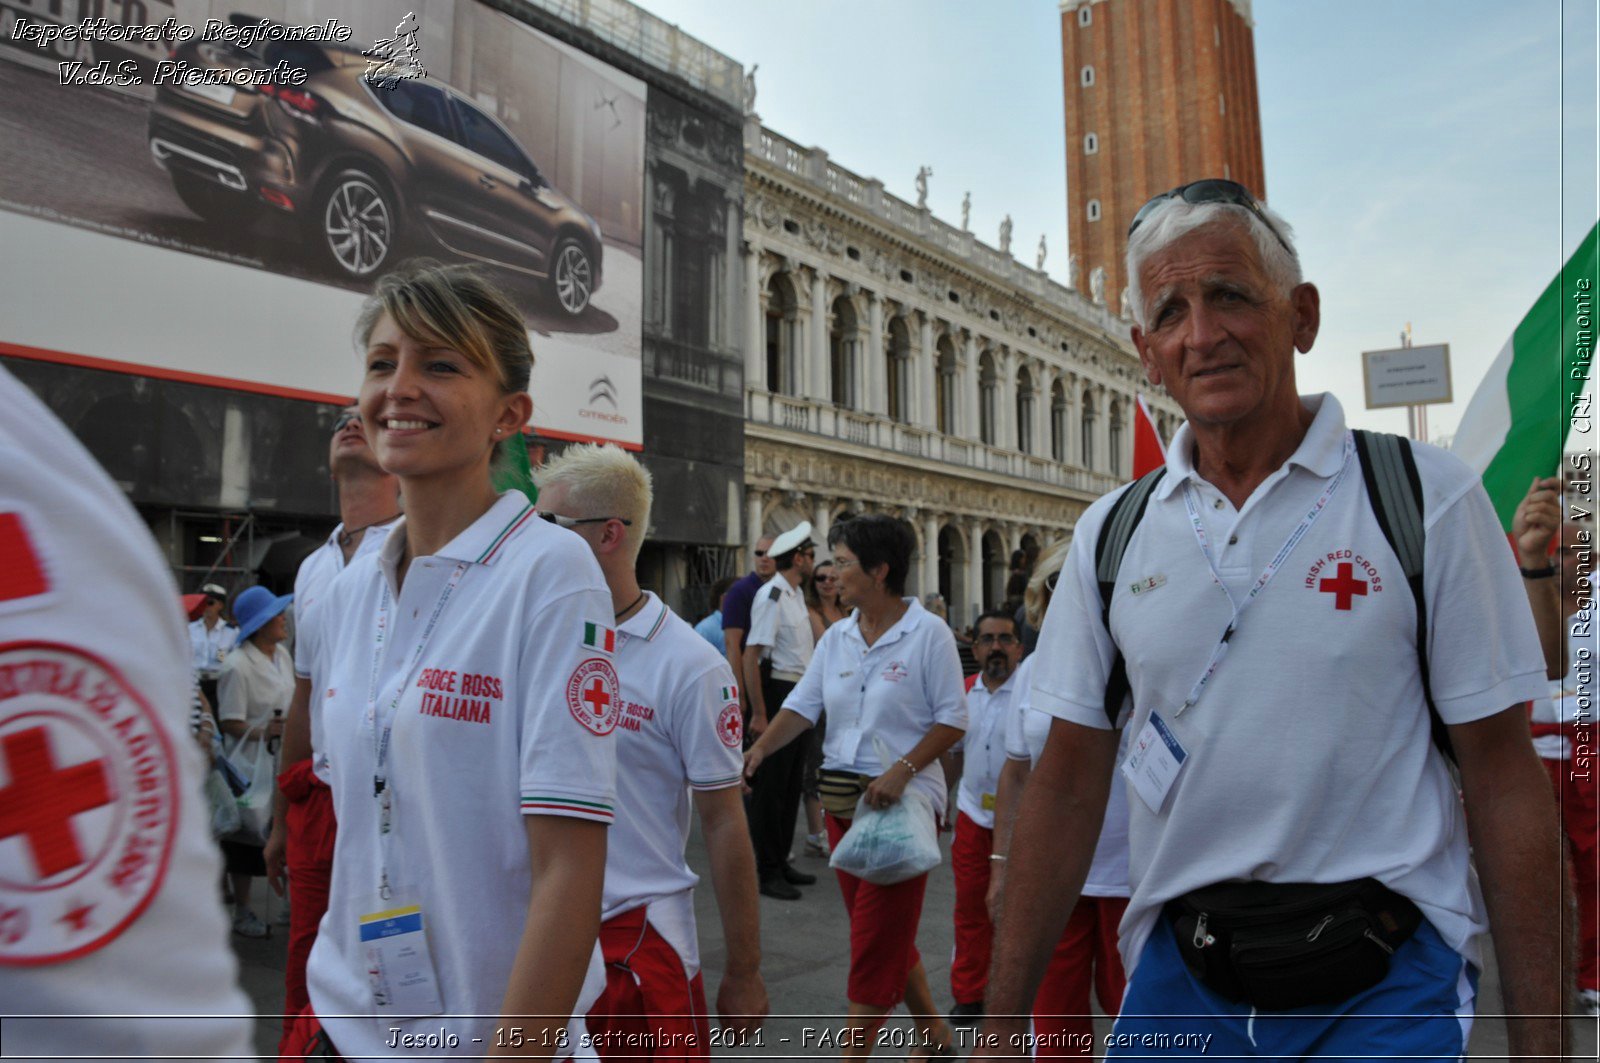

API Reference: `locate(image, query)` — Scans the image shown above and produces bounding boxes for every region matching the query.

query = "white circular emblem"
[565,658,621,736]
[0,642,179,966]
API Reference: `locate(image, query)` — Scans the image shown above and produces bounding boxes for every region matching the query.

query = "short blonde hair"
[355,259,532,394]
[1024,539,1070,630]
[534,444,652,561]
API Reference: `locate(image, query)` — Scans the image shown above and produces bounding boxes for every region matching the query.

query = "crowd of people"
[2,180,1592,1062]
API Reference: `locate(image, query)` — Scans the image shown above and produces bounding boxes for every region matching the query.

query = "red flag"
[1132,395,1167,479]
[0,512,49,603]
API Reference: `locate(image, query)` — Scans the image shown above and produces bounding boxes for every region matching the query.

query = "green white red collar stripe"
[476,502,535,564]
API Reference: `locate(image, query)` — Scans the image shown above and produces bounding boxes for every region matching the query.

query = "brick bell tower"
[1060,0,1266,313]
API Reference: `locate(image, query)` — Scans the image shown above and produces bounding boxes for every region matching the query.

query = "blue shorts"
[1108,915,1478,1060]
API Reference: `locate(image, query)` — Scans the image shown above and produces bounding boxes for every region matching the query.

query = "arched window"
[1086,199,1102,222]
[1080,65,1095,87]
[979,351,999,446]
[764,273,801,395]
[1081,388,1096,469]
[829,296,859,409]
[1050,379,1068,462]
[1015,365,1035,455]
[886,316,912,424]
[1083,132,1099,155]
[936,335,959,435]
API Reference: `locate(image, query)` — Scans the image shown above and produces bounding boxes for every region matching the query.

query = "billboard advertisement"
[0,0,646,447]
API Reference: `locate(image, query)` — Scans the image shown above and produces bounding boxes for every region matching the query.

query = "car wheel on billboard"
[169,173,241,225]
[550,237,593,316]
[314,169,399,279]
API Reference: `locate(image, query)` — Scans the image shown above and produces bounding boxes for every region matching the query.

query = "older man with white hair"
[978,180,1566,1058]
[536,444,768,1060]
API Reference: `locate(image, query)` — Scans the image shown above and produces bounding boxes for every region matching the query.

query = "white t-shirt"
[218,639,294,770]
[301,492,618,1059]
[782,598,967,814]
[1031,394,1547,975]
[188,617,238,675]
[747,573,814,676]
[1004,655,1130,898]
[293,520,395,782]
[954,668,1020,830]
[0,365,253,1058]
[602,593,744,973]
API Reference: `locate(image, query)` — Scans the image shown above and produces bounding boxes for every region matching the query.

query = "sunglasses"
[331,411,361,434]
[815,575,837,583]
[974,633,1019,647]
[538,512,633,529]
[1127,179,1292,255]
[1044,570,1061,593]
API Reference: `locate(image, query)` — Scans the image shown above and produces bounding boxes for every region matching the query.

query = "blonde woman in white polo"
[290,262,619,1060]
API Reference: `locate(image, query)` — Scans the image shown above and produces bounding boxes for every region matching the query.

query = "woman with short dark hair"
[744,515,966,1058]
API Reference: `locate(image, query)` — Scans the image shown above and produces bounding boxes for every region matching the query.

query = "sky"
[641,0,1597,444]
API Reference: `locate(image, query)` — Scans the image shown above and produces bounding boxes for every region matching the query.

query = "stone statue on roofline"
[915,166,932,208]
[999,214,1013,255]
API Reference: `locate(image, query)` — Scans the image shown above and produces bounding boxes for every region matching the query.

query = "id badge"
[358,903,444,1015]
[980,792,996,811]
[1120,711,1187,814]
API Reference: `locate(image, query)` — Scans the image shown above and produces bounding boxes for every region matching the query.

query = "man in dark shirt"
[722,534,774,733]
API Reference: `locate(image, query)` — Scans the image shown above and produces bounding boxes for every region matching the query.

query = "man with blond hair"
[536,444,767,1060]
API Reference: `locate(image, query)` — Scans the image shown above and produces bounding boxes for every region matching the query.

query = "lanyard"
[366,560,468,897]
[1174,432,1354,716]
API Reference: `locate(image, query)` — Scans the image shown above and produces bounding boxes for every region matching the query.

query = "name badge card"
[1120,711,1187,814]
[358,904,444,1015]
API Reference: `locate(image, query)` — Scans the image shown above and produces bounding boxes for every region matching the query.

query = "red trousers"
[1030,895,1128,1056]
[587,906,711,1063]
[277,759,337,1058]
[1544,757,1600,992]
[279,1004,342,1061]
[950,812,994,1006]
[825,812,928,1009]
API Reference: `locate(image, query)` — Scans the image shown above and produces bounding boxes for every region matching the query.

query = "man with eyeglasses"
[979,180,1564,1058]
[263,404,400,1053]
[947,611,1024,1027]
[744,522,818,900]
[722,534,777,732]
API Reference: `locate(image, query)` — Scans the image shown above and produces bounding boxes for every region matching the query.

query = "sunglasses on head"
[537,512,632,529]
[1127,179,1292,255]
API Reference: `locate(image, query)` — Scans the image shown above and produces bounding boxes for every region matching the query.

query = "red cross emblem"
[1318,562,1368,610]
[716,702,742,749]
[0,643,179,965]
[582,678,612,717]
[565,658,620,736]
[0,726,113,879]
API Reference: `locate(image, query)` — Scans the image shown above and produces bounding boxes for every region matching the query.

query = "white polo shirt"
[0,365,253,1057]
[1004,654,1130,899]
[293,519,395,782]
[954,667,1020,830]
[301,492,618,1059]
[603,593,744,973]
[748,573,813,678]
[783,598,967,814]
[218,639,294,767]
[188,617,237,675]
[1031,393,1547,974]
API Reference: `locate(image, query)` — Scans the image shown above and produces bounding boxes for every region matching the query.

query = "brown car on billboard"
[147,22,604,315]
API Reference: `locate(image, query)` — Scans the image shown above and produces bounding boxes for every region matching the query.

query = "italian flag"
[583,622,615,653]
[721,685,738,701]
[1451,222,1597,530]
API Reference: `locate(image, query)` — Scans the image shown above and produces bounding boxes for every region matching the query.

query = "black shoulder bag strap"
[1350,429,1452,762]
[1093,467,1167,727]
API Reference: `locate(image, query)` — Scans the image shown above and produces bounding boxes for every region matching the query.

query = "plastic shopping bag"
[222,726,274,845]
[828,736,942,885]
[205,766,242,838]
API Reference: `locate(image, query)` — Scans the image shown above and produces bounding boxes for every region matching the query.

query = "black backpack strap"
[1094,468,1167,727]
[1351,429,1451,761]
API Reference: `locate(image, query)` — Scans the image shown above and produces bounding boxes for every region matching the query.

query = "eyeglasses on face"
[832,558,861,571]
[537,512,633,529]
[1128,178,1292,255]
[974,633,1019,647]
[331,411,361,434]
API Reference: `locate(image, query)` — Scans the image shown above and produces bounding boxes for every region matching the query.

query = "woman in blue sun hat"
[217,584,294,938]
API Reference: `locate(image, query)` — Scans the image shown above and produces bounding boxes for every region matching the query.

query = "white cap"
[769,521,814,558]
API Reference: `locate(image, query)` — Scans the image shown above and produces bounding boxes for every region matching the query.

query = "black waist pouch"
[1166,878,1422,1011]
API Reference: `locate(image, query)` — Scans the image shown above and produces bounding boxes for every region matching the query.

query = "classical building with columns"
[740,118,1182,626]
